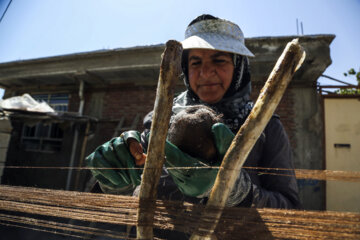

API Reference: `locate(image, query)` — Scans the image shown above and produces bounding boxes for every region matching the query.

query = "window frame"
[20,93,69,153]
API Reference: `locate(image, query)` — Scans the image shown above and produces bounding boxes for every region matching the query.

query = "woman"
[86,14,301,210]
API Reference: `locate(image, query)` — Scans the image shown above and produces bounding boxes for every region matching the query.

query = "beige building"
[324,96,360,212]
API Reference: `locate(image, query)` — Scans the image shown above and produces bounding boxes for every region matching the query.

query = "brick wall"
[79,84,296,149]
[101,87,156,122]
[252,84,296,149]
[81,86,157,144]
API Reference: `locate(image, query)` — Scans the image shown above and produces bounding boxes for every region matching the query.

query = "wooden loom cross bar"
[136,40,183,239]
[190,39,306,239]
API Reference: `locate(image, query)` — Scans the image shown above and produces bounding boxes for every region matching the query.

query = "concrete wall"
[293,87,325,210]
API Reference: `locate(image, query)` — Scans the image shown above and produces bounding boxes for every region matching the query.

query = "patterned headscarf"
[173,15,254,132]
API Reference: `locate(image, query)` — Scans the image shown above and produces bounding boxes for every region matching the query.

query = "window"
[31,93,69,112]
[21,94,69,152]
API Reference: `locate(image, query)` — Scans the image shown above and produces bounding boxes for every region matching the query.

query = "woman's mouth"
[199,82,222,88]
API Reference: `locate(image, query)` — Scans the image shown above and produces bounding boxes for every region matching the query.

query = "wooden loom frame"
[0,39,359,239]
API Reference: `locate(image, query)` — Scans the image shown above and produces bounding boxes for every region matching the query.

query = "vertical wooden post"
[190,39,306,239]
[74,120,91,191]
[137,40,182,239]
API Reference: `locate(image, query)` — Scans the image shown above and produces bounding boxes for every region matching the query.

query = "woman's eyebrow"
[211,52,232,58]
[189,55,201,61]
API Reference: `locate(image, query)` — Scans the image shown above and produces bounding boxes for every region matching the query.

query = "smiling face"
[188,49,234,104]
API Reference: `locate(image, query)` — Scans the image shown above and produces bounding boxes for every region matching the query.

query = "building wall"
[293,86,325,210]
[84,84,297,145]
[85,82,322,211]
[324,98,360,212]
[0,118,12,182]
[2,77,323,210]
[83,86,157,145]
[1,35,334,209]
[2,119,88,190]
[252,84,296,148]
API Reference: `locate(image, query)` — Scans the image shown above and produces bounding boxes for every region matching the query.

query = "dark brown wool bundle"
[168,105,222,163]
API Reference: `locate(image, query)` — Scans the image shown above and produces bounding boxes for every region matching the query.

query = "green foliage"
[336,68,360,95]
[343,68,360,84]
[335,88,360,95]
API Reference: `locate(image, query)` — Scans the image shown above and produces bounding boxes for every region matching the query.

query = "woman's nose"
[200,62,216,79]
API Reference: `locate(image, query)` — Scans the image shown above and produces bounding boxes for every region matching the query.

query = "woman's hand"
[128,138,147,166]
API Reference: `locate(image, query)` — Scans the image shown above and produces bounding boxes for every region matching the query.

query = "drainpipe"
[78,80,85,115]
[66,80,84,190]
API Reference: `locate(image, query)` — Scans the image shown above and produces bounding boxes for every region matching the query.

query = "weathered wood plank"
[136,40,182,239]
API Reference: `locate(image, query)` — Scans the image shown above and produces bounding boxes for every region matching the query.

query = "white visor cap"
[182,19,254,57]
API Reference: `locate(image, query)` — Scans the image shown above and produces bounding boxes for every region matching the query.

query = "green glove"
[212,123,253,207]
[211,122,235,158]
[85,131,143,191]
[164,140,218,197]
[164,123,235,198]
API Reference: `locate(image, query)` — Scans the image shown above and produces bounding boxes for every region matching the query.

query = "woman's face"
[188,49,234,104]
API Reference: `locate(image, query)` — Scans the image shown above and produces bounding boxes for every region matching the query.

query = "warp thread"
[0,185,359,240]
[1,165,360,182]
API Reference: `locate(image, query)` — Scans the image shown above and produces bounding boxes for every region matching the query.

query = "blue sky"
[0,0,359,98]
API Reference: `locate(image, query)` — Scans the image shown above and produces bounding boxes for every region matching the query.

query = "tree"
[343,68,360,84]
[335,68,360,95]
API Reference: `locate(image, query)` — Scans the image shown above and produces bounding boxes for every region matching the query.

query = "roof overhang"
[2,109,98,124]
[0,35,335,90]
